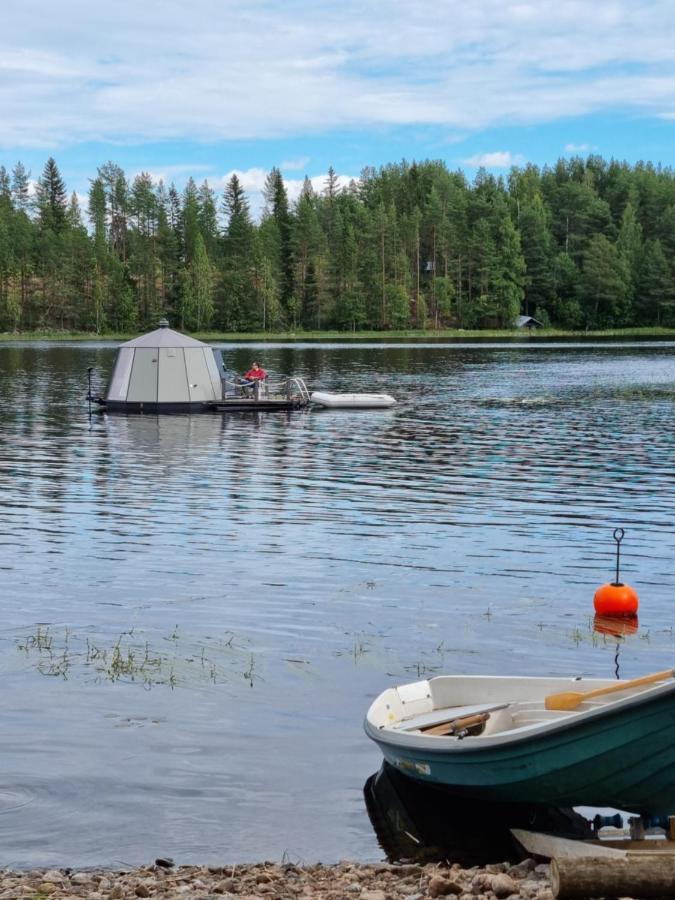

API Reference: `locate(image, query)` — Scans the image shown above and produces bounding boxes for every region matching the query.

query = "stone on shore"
[0,858,554,898]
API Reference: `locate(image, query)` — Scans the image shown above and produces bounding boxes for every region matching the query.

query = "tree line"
[0,154,674,334]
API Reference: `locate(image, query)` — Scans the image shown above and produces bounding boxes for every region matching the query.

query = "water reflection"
[2,341,675,866]
[592,615,640,680]
[364,763,592,865]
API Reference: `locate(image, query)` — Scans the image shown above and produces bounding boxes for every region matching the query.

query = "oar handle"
[545,668,675,711]
[582,668,675,700]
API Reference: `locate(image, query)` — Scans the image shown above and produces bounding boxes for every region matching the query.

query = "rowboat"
[310,391,396,409]
[364,670,675,816]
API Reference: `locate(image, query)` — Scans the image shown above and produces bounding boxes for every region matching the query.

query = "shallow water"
[1,340,675,867]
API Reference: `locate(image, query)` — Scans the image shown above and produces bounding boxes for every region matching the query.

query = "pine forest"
[1,155,674,334]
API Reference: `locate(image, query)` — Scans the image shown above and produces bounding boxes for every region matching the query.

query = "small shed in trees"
[104,320,223,412]
[514,315,544,329]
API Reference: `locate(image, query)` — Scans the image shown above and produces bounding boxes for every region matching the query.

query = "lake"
[1,339,675,868]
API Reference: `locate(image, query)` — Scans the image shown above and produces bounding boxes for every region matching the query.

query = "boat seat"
[393,703,509,732]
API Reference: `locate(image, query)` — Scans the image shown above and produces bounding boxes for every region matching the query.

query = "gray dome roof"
[120,322,208,349]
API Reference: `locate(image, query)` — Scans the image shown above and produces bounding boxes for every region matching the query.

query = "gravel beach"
[0,858,557,899]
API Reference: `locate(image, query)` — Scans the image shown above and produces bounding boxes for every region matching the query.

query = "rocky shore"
[0,858,556,899]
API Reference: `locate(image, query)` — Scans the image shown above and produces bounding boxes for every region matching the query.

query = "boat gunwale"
[364,676,675,755]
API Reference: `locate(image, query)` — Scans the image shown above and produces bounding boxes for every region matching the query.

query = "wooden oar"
[422,712,490,736]
[545,668,675,711]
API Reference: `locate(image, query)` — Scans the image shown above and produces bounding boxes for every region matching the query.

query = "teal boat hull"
[367,683,675,815]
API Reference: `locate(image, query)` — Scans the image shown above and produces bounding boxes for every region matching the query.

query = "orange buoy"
[593,527,639,617]
[593,583,639,616]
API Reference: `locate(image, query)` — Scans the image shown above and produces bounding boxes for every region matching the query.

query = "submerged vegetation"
[1,155,675,336]
[16,625,260,689]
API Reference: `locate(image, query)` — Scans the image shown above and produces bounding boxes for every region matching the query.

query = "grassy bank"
[3,326,675,343]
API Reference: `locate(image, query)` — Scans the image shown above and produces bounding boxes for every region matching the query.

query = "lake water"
[1,339,675,868]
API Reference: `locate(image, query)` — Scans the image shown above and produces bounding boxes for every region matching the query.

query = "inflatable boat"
[310,391,397,409]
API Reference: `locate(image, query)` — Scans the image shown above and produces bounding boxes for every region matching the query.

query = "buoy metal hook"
[612,527,624,586]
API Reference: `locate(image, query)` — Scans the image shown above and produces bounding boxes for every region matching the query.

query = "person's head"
[251,361,260,369]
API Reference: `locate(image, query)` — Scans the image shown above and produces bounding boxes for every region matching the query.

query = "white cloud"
[564,143,598,153]
[129,163,214,184]
[219,168,270,195]
[291,173,355,202]
[2,1,675,147]
[280,157,311,171]
[461,151,525,168]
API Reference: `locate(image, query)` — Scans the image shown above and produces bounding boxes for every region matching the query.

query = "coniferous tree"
[1,152,675,333]
[98,162,128,260]
[294,178,325,328]
[11,162,31,212]
[156,182,182,322]
[518,195,555,317]
[198,180,219,260]
[580,234,630,327]
[182,178,200,264]
[221,174,256,329]
[35,157,68,233]
[129,172,159,326]
[192,232,214,329]
[88,177,110,332]
[639,239,674,324]
[493,212,526,327]
[263,167,294,318]
[0,216,13,326]
[616,201,643,317]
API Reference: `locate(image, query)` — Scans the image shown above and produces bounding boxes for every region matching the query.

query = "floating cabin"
[100,320,310,413]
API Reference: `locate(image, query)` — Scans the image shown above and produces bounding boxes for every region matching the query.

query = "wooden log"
[628,815,645,840]
[511,829,625,860]
[668,816,675,841]
[551,855,675,898]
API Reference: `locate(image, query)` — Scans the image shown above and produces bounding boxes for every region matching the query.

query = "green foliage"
[580,234,631,327]
[2,153,675,334]
[639,239,675,325]
[35,157,68,234]
[385,283,410,329]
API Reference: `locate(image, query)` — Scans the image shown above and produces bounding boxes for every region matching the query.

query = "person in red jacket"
[243,361,267,382]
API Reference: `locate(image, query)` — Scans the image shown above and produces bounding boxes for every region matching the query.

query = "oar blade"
[544,692,580,711]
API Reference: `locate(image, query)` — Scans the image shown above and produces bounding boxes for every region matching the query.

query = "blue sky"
[3,0,675,214]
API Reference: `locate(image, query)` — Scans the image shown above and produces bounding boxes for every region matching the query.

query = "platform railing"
[222,376,309,403]
[285,377,310,403]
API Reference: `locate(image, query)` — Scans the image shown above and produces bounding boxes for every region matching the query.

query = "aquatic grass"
[243,654,258,687]
[403,660,442,678]
[16,625,259,690]
[334,632,372,663]
[17,625,53,653]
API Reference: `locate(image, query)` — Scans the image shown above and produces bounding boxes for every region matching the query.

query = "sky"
[2,0,675,215]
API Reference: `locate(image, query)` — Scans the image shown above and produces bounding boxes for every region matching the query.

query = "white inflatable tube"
[310,391,397,409]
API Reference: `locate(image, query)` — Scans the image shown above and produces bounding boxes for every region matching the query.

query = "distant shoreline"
[3,326,675,343]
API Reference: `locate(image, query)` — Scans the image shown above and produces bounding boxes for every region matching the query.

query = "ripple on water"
[0,341,675,865]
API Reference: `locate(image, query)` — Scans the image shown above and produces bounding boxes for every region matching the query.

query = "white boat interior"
[367,675,675,742]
